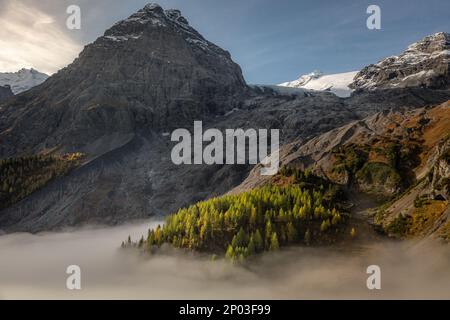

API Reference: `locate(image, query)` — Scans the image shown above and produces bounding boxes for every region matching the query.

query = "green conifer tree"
[304,229,311,245]
[247,235,256,256]
[269,232,280,251]
[225,244,235,261]
[287,222,298,242]
[254,229,264,252]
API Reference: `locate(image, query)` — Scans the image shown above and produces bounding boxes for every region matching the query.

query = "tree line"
[124,167,348,261]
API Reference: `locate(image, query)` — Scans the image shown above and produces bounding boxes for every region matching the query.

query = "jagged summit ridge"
[102,3,224,56]
[104,3,169,41]
[406,32,450,54]
[351,32,450,90]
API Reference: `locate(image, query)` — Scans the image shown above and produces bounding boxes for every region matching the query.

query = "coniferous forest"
[0,153,83,210]
[125,167,350,261]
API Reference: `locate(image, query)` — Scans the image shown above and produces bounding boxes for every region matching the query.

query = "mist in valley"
[0,220,449,299]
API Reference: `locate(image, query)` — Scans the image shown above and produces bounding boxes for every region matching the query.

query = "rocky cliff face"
[351,32,450,90]
[0,85,13,103]
[0,3,246,158]
[429,139,450,201]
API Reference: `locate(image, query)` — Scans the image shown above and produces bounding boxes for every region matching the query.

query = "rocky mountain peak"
[350,32,450,91]
[102,3,220,56]
[144,3,164,12]
[106,3,168,39]
[165,9,189,25]
[0,3,246,158]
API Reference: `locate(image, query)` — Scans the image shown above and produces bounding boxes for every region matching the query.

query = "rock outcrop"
[429,139,450,201]
[374,135,450,241]
[0,85,13,103]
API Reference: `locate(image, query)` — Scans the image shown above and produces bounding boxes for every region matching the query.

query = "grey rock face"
[351,32,450,90]
[0,85,13,103]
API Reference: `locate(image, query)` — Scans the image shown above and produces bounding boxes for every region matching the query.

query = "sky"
[0,0,449,84]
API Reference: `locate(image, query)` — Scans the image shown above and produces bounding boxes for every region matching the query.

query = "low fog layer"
[0,220,449,299]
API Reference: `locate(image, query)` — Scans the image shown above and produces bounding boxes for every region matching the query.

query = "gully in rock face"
[171,121,280,176]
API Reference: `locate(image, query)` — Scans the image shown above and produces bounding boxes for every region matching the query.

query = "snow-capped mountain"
[279,32,450,96]
[278,70,358,98]
[351,32,450,90]
[0,68,48,94]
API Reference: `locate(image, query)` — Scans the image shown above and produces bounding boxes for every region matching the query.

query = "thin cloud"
[0,1,82,74]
